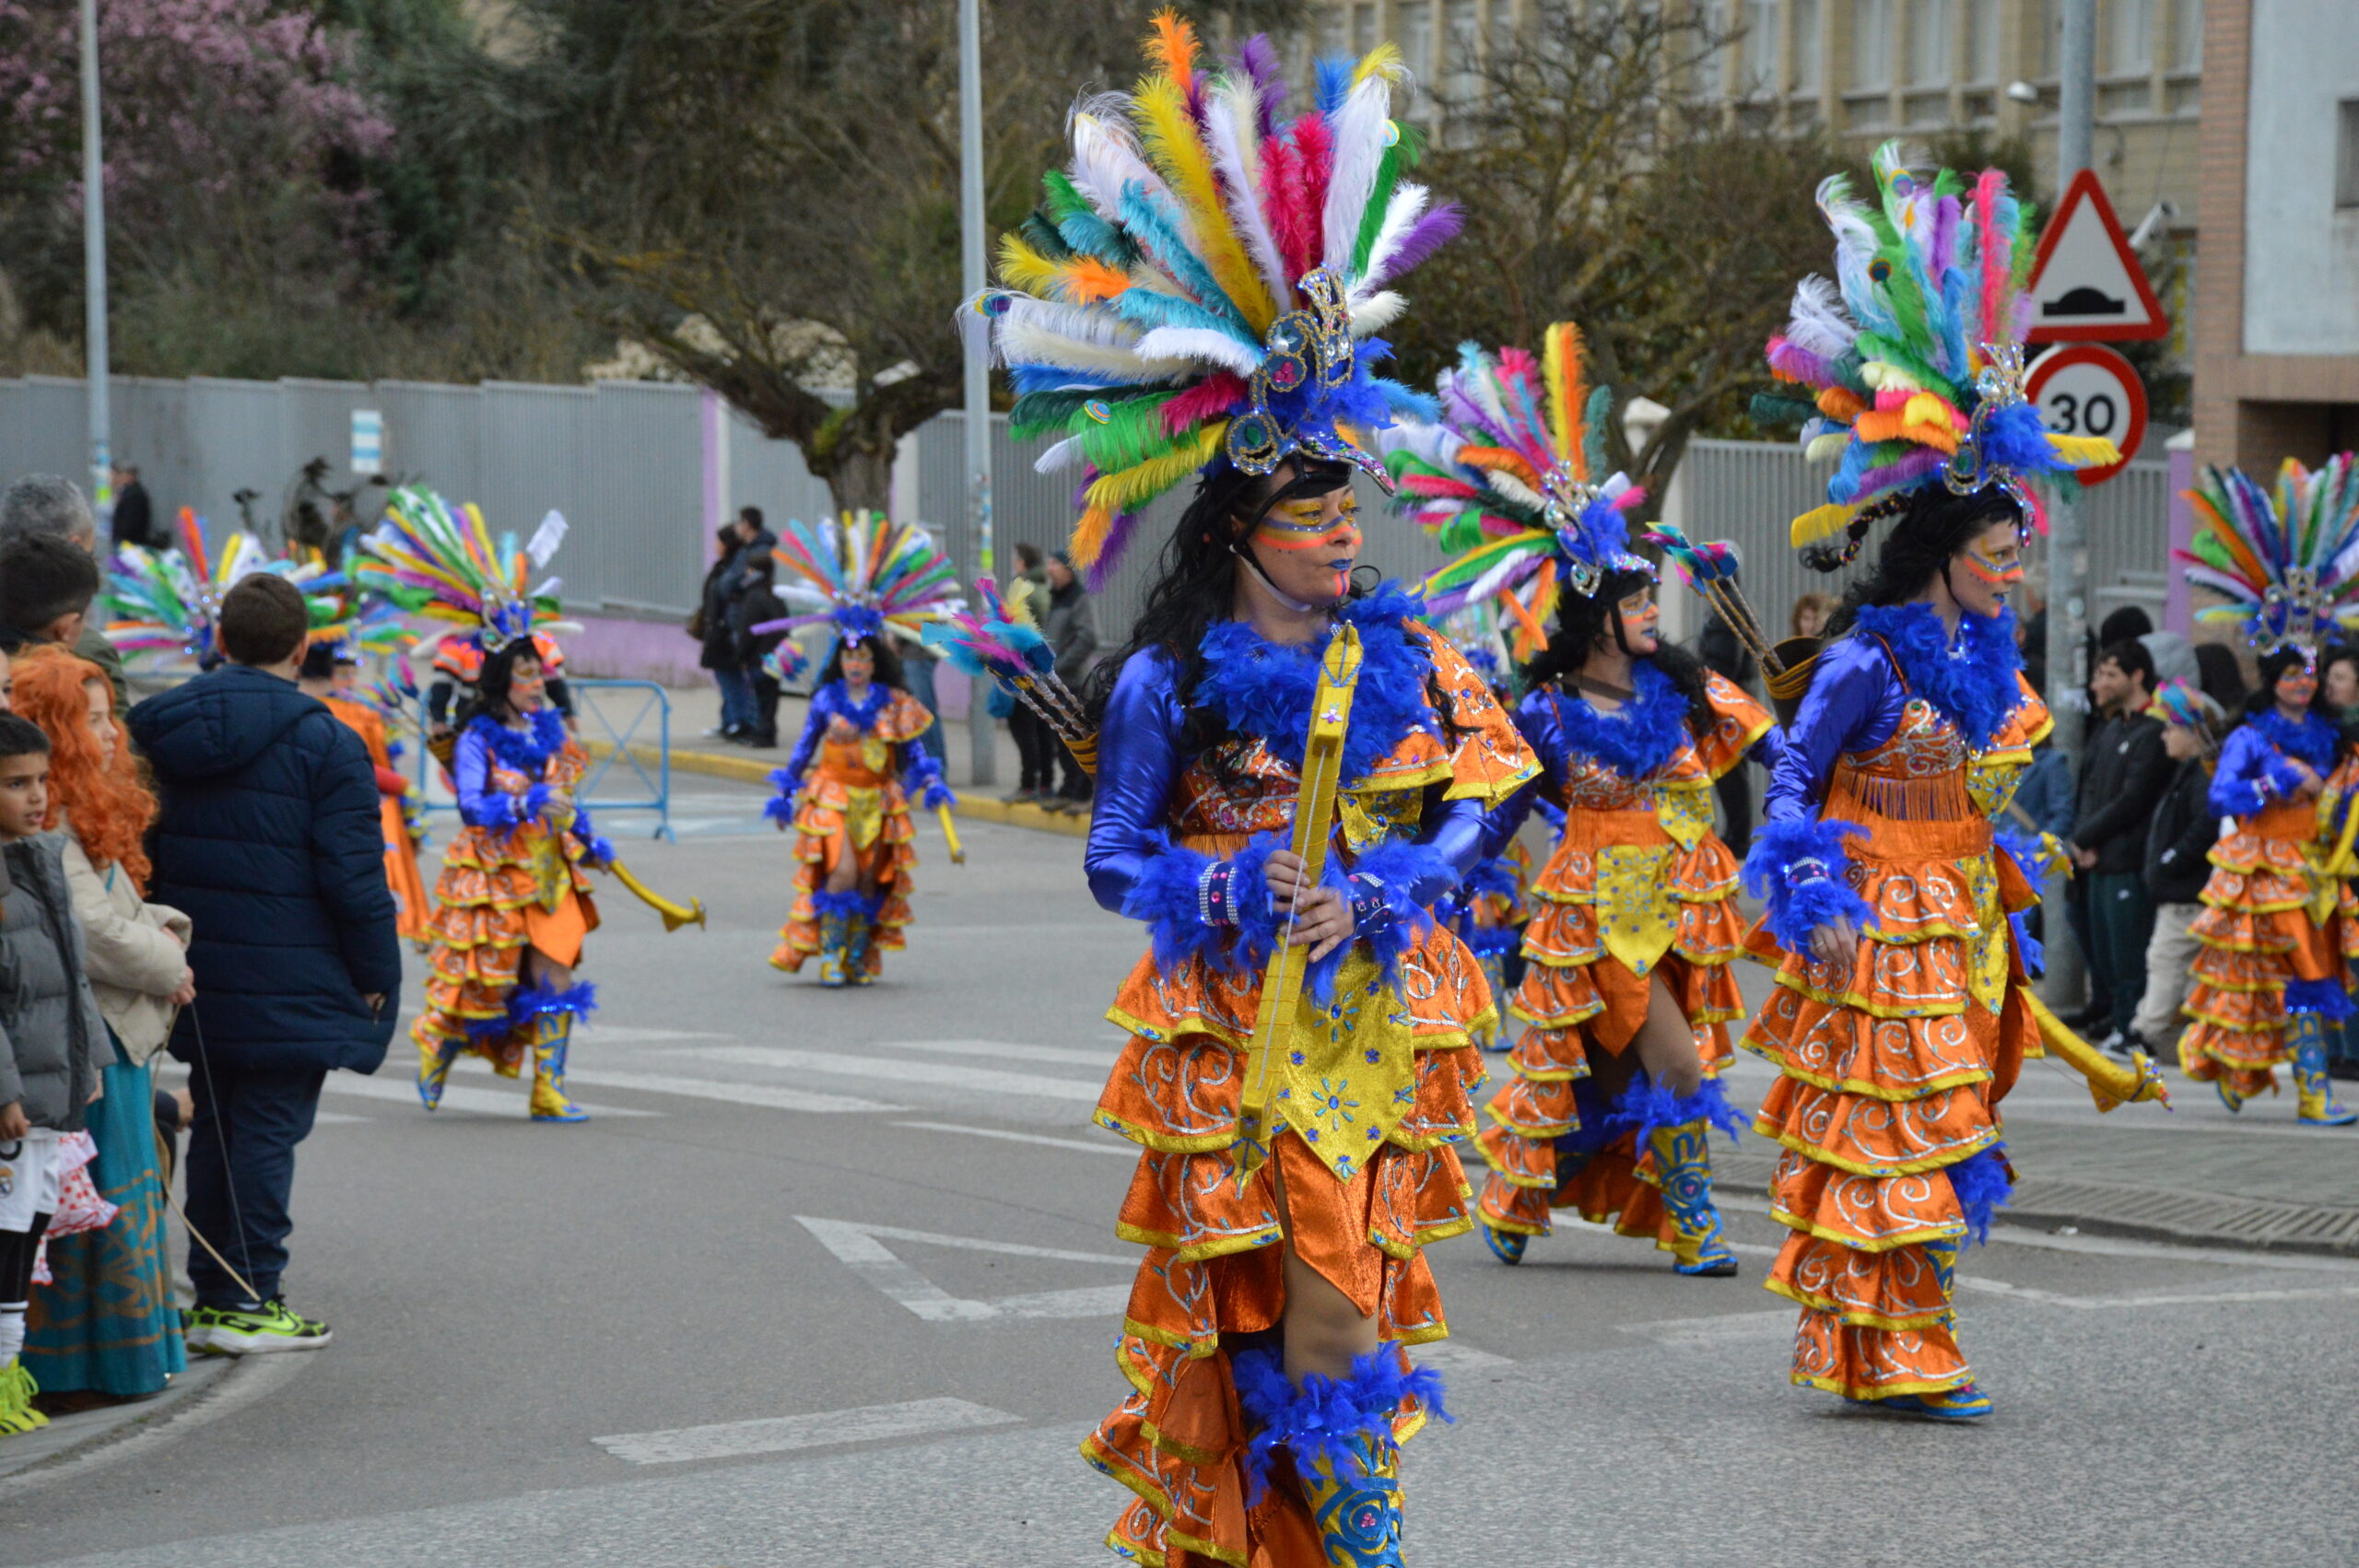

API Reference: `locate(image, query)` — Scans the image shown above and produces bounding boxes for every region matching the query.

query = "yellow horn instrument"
[604,858,708,932]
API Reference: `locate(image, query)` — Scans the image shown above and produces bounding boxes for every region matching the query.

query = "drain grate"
[1710,1154,2359,1257]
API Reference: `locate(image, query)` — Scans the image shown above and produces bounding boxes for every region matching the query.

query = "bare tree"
[1395,1,1834,512]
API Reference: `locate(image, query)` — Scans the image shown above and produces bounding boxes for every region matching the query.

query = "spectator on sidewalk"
[0,478,126,713]
[2322,647,2359,1079]
[2128,680,2226,1061]
[694,524,741,735]
[107,464,155,552]
[127,576,398,1356]
[1002,543,1055,805]
[2004,732,2076,949]
[14,649,191,1401]
[1041,551,1098,816]
[2066,639,2171,1048]
[0,713,108,1436]
[703,509,773,741]
[1696,559,1760,858]
[2193,641,2248,713]
[1789,591,1837,642]
[734,556,788,749]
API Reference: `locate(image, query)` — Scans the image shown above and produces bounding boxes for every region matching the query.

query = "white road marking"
[313,1110,370,1125]
[796,1216,1131,1324]
[1961,1278,2359,1311]
[323,1076,660,1118]
[564,1070,904,1115]
[890,1120,1134,1156]
[593,1397,1022,1466]
[1619,1309,1797,1346]
[875,1038,1121,1070]
[688,1046,1102,1103]
[1986,1224,2359,1273]
[573,1026,734,1045]
[1409,1341,1515,1371]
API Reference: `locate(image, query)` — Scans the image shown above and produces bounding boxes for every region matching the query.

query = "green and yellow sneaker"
[0,1358,47,1434]
[185,1299,333,1356]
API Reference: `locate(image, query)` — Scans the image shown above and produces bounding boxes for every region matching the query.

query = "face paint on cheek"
[1957,546,2025,589]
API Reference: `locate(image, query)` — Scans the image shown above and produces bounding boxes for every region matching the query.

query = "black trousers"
[750,671,780,745]
[1054,734,1093,802]
[1714,768,1754,860]
[1009,703,1054,791]
[185,1064,325,1308]
[0,1211,52,1306]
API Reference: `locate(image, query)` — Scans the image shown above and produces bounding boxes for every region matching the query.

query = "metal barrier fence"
[414,679,675,842]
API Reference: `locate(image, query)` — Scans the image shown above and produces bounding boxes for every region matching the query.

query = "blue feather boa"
[475,708,569,778]
[808,680,893,734]
[1743,817,1876,954]
[2251,708,2339,775]
[1544,660,1690,781]
[1232,1343,1449,1506]
[1851,601,2022,748]
[1195,585,1438,789]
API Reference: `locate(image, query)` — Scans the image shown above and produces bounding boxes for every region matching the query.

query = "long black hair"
[458,637,544,729]
[1824,482,2024,638]
[1083,455,1461,771]
[1522,566,1713,736]
[2244,645,2337,724]
[818,632,904,694]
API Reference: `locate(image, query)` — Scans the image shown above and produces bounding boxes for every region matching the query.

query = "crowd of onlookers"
[0,474,399,1438]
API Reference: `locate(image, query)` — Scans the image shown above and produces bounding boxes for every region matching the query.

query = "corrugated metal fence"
[0,377,2172,650]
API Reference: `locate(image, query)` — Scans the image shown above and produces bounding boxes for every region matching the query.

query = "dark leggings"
[0,1214,53,1306]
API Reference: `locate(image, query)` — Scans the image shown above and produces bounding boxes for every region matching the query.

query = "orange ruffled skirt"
[1743,805,2040,1400]
[1085,928,1490,1568]
[1477,807,1747,1247]
[413,822,599,1074]
[2177,801,2359,1098]
[769,771,918,977]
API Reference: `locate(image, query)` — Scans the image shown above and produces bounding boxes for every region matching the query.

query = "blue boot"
[1614,1076,1744,1277]
[2292,1012,2359,1126]
[1233,1345,1447,1567]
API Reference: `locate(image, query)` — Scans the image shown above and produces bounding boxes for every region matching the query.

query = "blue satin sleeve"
[779,699,827,786]
[1083,649,1190,916]
[453,724,544,829]
[1418,792,1490,897]
[1762,634,1906,824]
[1480,689,1569,857]
[2209,726,2302,816]
[1747,720,1787,774]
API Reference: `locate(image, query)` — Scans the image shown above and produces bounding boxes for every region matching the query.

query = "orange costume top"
[413,710,604,1073]
[2177,710,2359,1097]
[1475,668,1773,1252]
[1076,594,1535,1567]
[767,682,946,977]
[1742,604,2050,1402]
[323,695,429,945]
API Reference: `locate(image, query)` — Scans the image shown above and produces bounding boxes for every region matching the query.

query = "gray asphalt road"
[8,784,2356,1566]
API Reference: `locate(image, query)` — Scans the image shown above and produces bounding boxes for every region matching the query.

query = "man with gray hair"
[0,475,128,711]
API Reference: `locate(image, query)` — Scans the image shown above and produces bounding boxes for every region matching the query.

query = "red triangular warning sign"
[2025,170,2169,344]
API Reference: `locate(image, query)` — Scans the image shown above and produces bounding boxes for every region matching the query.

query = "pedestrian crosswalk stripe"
[593,1397,1023,1465]
[687,1046,1103,1103]
[322,1075,661,1118]
[1408,1341,1514,1371]
[890,1120,1135,1156]
[566,1069,905,1115]
[875,1037,1121,1069]
[796,1215,1131,1323]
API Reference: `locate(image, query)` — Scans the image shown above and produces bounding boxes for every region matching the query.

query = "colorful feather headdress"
[1384,324,1649,654]
[2175,455,2359,663]
[105,509,334,666]
[355,487,569,648]
[984,11,1460,586]
[2145,675,2224,743]
[299,545,416,663]
[1755,142,2120,567]
[749,512,961,657]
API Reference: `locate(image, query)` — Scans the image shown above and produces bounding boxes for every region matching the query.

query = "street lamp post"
[78,0,111,513]
[957,0,997,788]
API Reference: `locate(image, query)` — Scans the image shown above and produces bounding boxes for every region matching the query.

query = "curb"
[593,743,1093,839]
[0,1352,311,1492]
[1718,1152,2359,1258]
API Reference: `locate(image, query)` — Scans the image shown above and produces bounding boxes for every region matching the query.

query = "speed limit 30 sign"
[2023,343,2146,486]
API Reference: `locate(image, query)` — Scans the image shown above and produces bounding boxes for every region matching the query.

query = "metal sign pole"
[78,0,111,512]
[957,0,998,789]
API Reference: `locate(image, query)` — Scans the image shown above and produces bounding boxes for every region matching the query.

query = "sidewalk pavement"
[608,679,2359,1258]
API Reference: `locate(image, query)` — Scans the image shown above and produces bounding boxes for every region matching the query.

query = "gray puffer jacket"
[0,833,105,1131]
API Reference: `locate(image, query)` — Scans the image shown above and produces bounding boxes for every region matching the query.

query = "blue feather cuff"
[1606,1075,1744,1144]
[1946,1144,2013,1246]
[2286,977,2354,1020]
[1232,1344,1449,1507]
[1119,839,1228,973]
[1344,838,1452,973]
[1743,817,1874,954]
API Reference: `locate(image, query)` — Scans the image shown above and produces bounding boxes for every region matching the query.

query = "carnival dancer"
[412,638,609,1121]
[759,514,959,987]
[299,638,431,946]
[1743,145,2165,1419]
[2171,457,2359,1124]
[985,17,1532,1562]
[1388,328,1776,1277]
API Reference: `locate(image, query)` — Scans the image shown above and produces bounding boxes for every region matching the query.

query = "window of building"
[1907,0,1950,87]
[1316,3,1347,58]
[1964,0,1998,83]
[1352,1,1377,57]
[1851,0,1891,89]
[2039,0,2060,76]
[1397,0,1434,114]
[1794,0,1823,92]
[2169,0,2201,71]
[2339,99,2359,211]
[2107,0,2153,76]
[1444,0,1483,104]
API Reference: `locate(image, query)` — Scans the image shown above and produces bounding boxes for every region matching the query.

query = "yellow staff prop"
[1233,626,1365,1190]
[603,859,708,931]
[2024,991,2169,1112]
[936,803,966,864]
